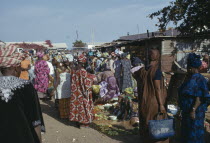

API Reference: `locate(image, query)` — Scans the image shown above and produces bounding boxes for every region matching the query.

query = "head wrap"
[124,87,134,95]
[96,52,102,57]
[187,53,202,68]
[132,57,143,67]
[36,51,44,58]
[102,52,109,58]
[65,54,73,62]
[0,44,26,67]
[124,87,135,99]
[126,54,130,59]
[55,55,62,62]
[78,54,87,63]
[121,53,128,58]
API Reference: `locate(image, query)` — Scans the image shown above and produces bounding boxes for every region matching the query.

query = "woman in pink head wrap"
[34,51,50,99]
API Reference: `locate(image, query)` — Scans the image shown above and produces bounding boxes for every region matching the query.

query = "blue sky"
[0,0,173,47]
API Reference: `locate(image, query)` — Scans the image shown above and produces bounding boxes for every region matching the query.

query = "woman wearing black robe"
[0,44,45,143]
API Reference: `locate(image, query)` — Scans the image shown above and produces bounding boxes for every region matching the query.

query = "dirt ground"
[40,100,210,143]
[40,100,141,143]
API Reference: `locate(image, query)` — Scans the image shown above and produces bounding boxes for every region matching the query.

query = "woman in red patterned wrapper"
[69,54,96,128]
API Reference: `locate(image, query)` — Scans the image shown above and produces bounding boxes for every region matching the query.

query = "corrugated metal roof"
[120,29,180,41]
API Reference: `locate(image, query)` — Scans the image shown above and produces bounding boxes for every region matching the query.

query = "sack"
[148,113,175,139]
[92,85,100,94]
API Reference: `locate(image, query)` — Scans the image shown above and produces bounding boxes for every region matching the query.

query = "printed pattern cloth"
[121,59,132,91]
[0,44,26,67]
[179,73,210,143]
[59,98,70,119]
[34,60,50,93]
[69,68,95,124]
[99,76,120,100]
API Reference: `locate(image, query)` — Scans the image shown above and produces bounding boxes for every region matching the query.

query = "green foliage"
[72,40,87,47]
[149,0,210,35]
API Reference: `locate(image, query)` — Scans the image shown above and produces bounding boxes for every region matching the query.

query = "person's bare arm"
[190,97,201,119]
[34,125,42,143]
[154,80,166,113]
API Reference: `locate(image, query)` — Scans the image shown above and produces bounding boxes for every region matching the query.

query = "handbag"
[148,113,175,139]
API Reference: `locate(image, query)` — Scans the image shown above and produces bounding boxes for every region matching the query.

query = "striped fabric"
[0,44,26,67]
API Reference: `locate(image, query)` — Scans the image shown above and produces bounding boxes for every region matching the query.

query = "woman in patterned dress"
[121,53,132,92]
[179,53,210,143]
[69,54,96,128]
[34,52,50,99]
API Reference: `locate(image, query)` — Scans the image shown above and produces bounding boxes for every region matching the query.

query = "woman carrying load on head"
[0,44,45,143]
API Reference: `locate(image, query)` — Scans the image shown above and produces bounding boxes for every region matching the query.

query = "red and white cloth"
[78,54,87,63]
[0,44,26,67]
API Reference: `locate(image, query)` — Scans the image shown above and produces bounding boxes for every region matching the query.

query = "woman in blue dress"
[179,53,210,143]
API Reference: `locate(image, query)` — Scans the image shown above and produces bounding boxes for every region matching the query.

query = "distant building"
[87,42,106,49]
[4,41,68,51]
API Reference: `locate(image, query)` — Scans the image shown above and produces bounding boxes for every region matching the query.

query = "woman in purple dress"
[99,64,120,100]
[34,52,50,99]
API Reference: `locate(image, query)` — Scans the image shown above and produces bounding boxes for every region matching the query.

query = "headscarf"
[126,54,130,59]
[121,53,128,58]
[96,52,102,57]
[124,87,134,95]
[187,53,202,68]
[65,54,73,62]
[132,57,143,67]
[36,51,44,58]
[78,54,87,63]
[55,55,62,63]
[0,44,26,67]
[102,52,109,58]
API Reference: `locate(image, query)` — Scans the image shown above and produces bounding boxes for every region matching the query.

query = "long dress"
[55,69,71,119]
[114,59,122,92]
[179,73,210,143]
[69,68,96,124]
[34,60,50,98]
[0,76,45,143]
[121,59,132,92]
[133,66,169,143]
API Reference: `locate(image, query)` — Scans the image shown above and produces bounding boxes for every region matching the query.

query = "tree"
[72,40,87,47]
[149,0,210,35]
[45,40,53,47]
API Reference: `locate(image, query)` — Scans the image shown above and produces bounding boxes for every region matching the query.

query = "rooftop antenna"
[137,24,139,34]
[137,24,140,39]
[76,30,79,40]
[91,28,95,45]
